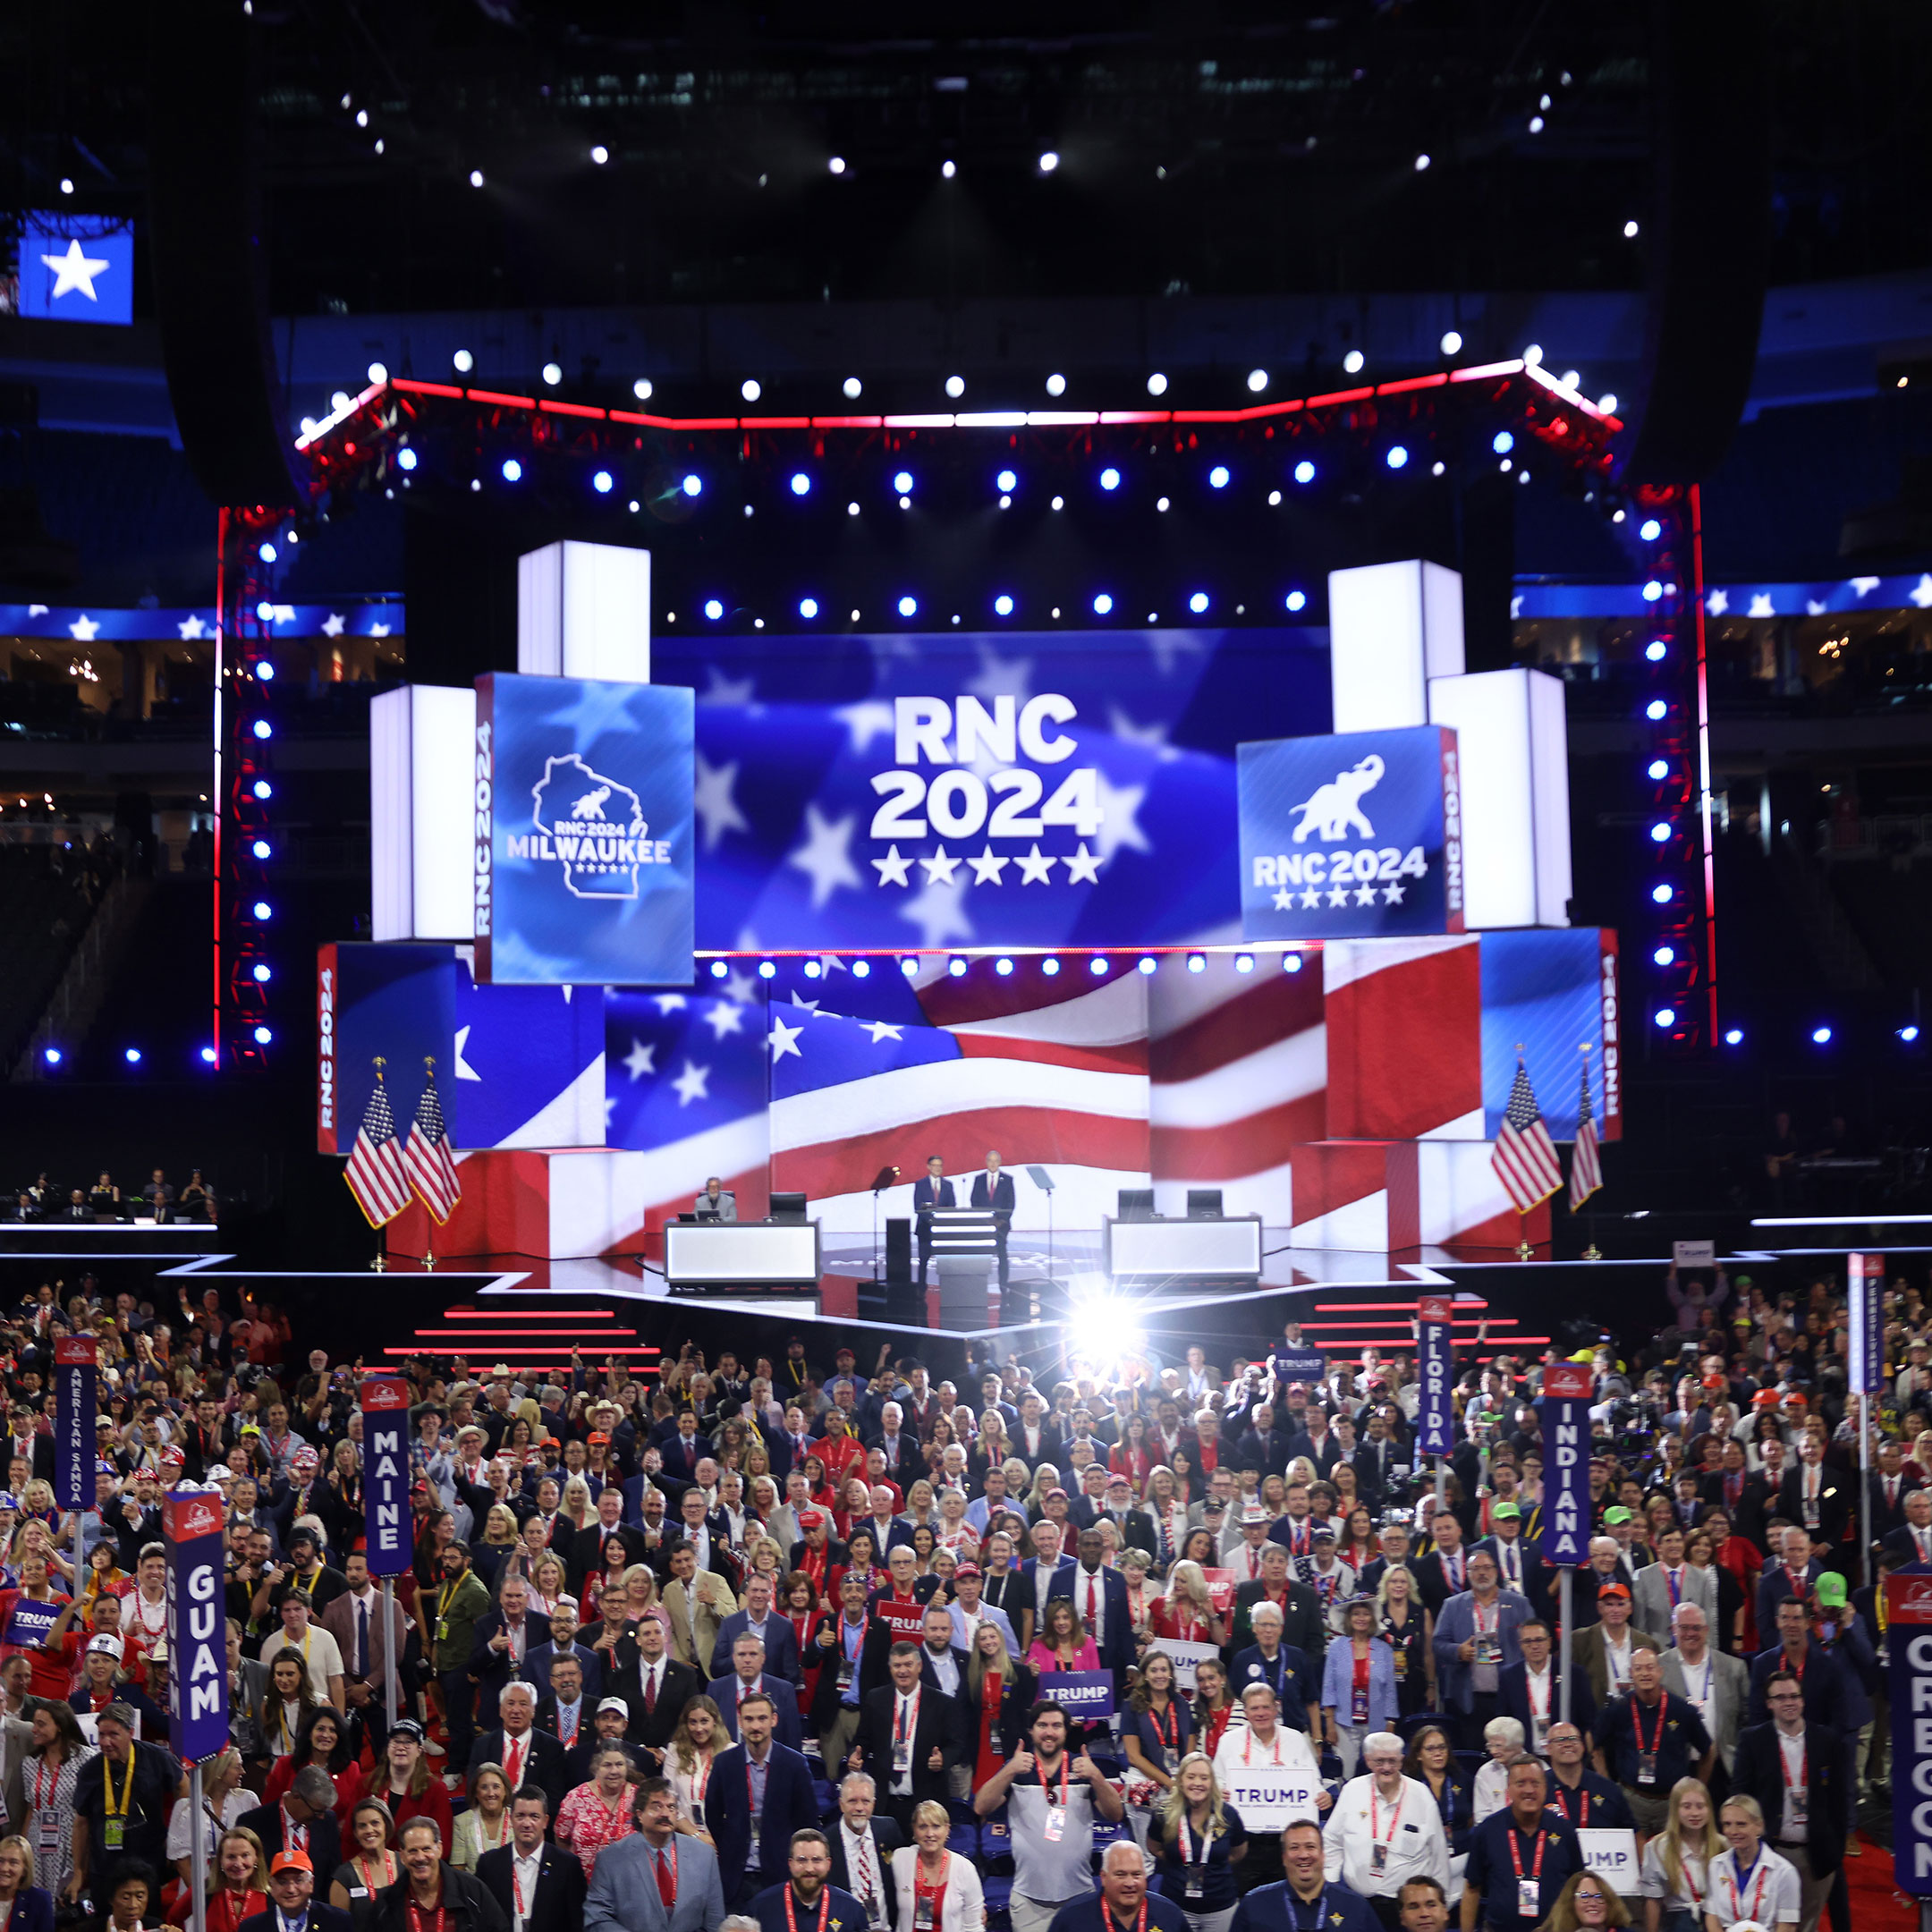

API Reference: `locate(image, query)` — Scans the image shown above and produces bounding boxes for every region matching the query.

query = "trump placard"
[474,672,694,986]
[1216,1759,1322,1829]
[1239,725,1463,941]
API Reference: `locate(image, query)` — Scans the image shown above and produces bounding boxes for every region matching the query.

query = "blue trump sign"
[1237,725,1463,940]
[474,673,694,986]
[1043,1669,1116,1724]
[18,215,135,326]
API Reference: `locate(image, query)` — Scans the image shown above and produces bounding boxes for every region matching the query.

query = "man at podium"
[912,1154,955,1284]
[970,1149,1015,1286]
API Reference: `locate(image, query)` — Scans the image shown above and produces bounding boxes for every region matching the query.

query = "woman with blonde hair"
[964,1622,1031,1785]
[1023,1463,1062,1519]
[667,1695,723,1839]
[450,1763,512,1869]
[1153,1560,1226,1648]
[890,1799,986,1932]
[1148,1752,1249,1932]
[195,1826,268,1932]
[1640,1778,1722,1932]
[1533,1871,1630,1932]
[1375,1563,1436,1716]
[1707,1795,1799,1931]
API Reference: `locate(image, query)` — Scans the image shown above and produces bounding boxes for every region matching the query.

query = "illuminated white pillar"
[370,684,478,941]
[1327,560,1466,732]
[517,540,651,682]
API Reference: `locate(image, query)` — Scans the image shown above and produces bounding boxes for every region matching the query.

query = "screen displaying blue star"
[17,215,134,326]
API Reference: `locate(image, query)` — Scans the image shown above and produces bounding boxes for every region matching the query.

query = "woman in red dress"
[964,1621,1033,1786]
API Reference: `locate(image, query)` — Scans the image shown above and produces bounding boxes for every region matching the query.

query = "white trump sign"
[1578,1830,1640,1894]
[1216,1765,1323,1830]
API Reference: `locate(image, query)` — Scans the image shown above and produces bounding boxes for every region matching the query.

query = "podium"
[927,1208,998,1328]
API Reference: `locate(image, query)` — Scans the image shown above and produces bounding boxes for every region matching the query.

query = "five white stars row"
[871,842,1102,887]
[1272,881,1407,910]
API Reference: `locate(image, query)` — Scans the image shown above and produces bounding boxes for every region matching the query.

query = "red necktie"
[505,1736,524,1789]
[1087,1575,1097,1625]
[645,1665,659,1714]
[657,1847,676,1909]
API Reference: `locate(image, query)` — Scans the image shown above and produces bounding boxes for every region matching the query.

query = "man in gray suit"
[1631,1528,1718,1638]
[587,1776,727,1932]
[1659,1602,1750,1775]
[694,1179,737,1221]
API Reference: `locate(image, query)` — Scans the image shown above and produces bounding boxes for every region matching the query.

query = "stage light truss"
[1628,484,1715,1055]
[214,504,286,1071]
[286,362,1623,508]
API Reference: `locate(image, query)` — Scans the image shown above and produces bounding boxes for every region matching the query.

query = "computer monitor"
[1186,1189,1224,1219]
[1116,1188,1156,1221]
[768,1192,809,1222]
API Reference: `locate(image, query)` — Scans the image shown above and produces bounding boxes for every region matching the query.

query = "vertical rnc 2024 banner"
[1416,1297,1455,1458]
[473,673,694,987]
[163,1488,230,1761]
[1539,1362,1596,1567]
[53,1336,96,1512]
[360,1378,415,1577]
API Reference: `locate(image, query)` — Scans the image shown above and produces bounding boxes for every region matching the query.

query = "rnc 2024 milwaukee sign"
[473,673,694,986]
[1237,725,1464,941]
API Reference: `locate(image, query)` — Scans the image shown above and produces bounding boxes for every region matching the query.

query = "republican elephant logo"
[1290,754,1385,842]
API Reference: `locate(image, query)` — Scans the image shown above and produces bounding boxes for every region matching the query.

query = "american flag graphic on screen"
[1491,1058,1563,1213]
[345,1068,412,1226]
[1567,1055,1603,1210]
[404,1063,463,1224]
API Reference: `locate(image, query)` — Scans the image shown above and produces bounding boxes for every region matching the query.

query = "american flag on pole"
[1491,1056,1563,1213]
[403,1061,462,1224]
[344,1064,412,1227]
[1568,1054,1603,1210]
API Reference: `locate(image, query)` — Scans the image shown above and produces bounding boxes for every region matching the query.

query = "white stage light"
[1039,151,1060,173]
[1522,344,1543,366]
[1343,350,1365,374]
[453,350,474,374]
[901,958,919,977]
[1624,220,1640,239]
[1441,330,1463,355]
[741,379,761,402]
[828,157,846,175]
[469,170,485,188]
[368,361,388,385]
[634,377,654,400]
[1046,373,1067,396]
[942,160,956,179]
[945,375,965,398]
[1247,369,1268,393]
[843,377,862,399]
[1414,153,1430,171]
[1042,959,1060,977]
[1093,593,1114,615]
[542,362,562,386]
[591,145,609,165]
[1147,373,1168,396]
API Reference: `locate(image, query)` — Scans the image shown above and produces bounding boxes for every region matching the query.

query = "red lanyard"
[1781,1733,1808,1792]
[895,1690,921,1745]
[1553,1784,1590,1827]
[784,1889,833,1932]
[1371,1783,1406,1847]
[1632,1694,1667,1757]
[1150,1700,1178,1750]
[1506,1825,1546,1889]
[915,1862,949,1922]
[406,1902,448,1932]
[1726,1852,1769,1922]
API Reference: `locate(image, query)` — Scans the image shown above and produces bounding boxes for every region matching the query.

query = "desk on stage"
[665,1218,821,1291]
[1103,1213,1263,1284]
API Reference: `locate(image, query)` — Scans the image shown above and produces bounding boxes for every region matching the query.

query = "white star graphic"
[1063,843,1102,885]
[453,1025,479,1080]
[670,1060,711,1106]
[654,994,688,1013]
[1912,575,1932,611]
[1015,845,1055,885]
[967,846,1008,885]
[702,1000,746,1040]
[965,642,1034,703]
[769,1016,806,1062]
[603,1096,617,1127]
[786,803,863,909]
[872,845,912,888]
[1093,772,1151,862]
[1806,599,1828,615]
[1747,593,1775,619]
[700,665,757,707]
[622,1037,657,1081]
[1300,888,1321,910]
[816,955,848,976]
[1273,888,1294,911]
[1510,595,1524,619]
[1148,628,1206,676]
[864,1021,904,1044]
[787,990,821,1016]
[1327,886,1350,907]
[176,615,208,641]
[40,239,110,301]
[1852,576,1881,598]
[320,613,346,638]
[919,846,961,886]
[26,606,47,618]
[1355,883,1377,906]
[1383,881,1406,904]
[693,754,750,852]
[1704,589,1728,616]
[722,968,758,1005]
[67,615,98,642]
[1106,705,1180,762]
[899,875,974,948]
[832,700,896,754]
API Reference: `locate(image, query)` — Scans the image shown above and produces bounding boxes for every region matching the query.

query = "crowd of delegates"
[0,1268,1902,1932]
[8,1168,218,1224]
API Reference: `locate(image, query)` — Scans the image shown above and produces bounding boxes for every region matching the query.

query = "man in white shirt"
[274,1592,345,1709]
[966,1463,1029,1537]
[1325,1730,1450,1904]
[919,1606,964,1699]
[1210,1682,1321,1821]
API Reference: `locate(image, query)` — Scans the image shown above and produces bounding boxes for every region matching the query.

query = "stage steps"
[378,1301,663,1376]
[1294,1295,1552,1363]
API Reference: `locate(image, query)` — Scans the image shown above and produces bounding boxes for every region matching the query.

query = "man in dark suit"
[869,1406,924,1492]
[615,1608,703,1750]
[716,1572,803,1686]
[1230,1541,1326,1661]
[1048,1526,1137,1682]
[240,1851,352,1932]
[1779,1438,1852,1570]
[572,1488,647,1595]
[1090,1473,1159,1560]
[1352,1413,1402,1508]
[1009,1392,1063,1476]
[1498,1618,1595,1748]
[1731,1669,1844,1931]
[1702,1440,1777,1547]
[1868,1444,1912,1544]
[238,1765,343,1877]
[534,1652,596,1758]
[1235,1403,1290,1479]
[708,1631,806,1750]
[1748,1597,1852,1731]
[467,1682,569,1817]
[968,1150,1016,1287]
[478,1785,586,1932]
[1883,1487,1932,1568]
[1755,1528,1826,1643]
[710,1691,819,1906]
[826,1772,902,1929]
[912,1155,955,1286]
[527,1609,602,1704]
[466,1574,543,1734]
[658,1413,716,1487]
[847,1641,958,1835]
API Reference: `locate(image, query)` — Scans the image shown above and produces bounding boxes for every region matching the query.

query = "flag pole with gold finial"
[422,1055,437,1273]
